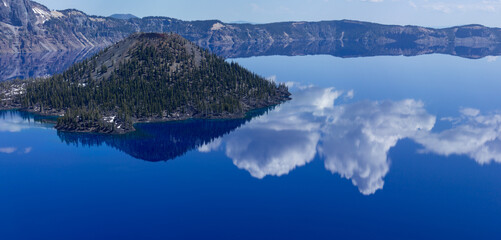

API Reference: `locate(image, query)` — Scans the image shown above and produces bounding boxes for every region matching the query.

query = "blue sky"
[36,0,501,27]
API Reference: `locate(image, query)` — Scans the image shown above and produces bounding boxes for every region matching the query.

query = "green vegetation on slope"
[17,33,290,133]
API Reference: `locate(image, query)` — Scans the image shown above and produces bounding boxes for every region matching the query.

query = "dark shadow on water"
[56,108,271,162]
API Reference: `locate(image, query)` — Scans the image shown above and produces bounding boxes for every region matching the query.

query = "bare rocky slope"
[1,0,501,55]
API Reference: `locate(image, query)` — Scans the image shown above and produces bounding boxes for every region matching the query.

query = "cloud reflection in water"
[415,109,501,165]
[207,87,436,195]
[4,87,501,195]
[319,99,435,195]
[0,111,50,132]
[0,147,17,154]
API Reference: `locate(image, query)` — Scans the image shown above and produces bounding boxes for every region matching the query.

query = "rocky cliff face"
[1,0,501,56]
[0,48,97,80]
[0,0,133,53]
[0,0,37,26]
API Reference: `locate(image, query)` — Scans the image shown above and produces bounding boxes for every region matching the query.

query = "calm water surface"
[1,54,501,239]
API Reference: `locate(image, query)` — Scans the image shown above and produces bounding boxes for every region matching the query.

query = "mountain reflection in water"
[206,40,501,60]
[2,40,501,81]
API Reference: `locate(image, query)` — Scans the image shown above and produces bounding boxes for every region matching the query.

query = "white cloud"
[319,99,435,195]
[414,109,501,165]
[224,88,332,178]
[266,75,277,82]
[226,129,320,178]
[345,90,355,99]
[0,115,30,132]
[425,2,453,13]
[409,1,418,9]
[0,147,17,154]
[250,3,262,12]
[486,56,499,62]
[0,113,47,132]
[198,138,222,153]
[422,1,501,13]
[219,87,435,195]
[24,147,33,154]
[460,107,480,117]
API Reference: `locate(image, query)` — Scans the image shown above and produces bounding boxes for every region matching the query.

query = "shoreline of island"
[0,93,290,135]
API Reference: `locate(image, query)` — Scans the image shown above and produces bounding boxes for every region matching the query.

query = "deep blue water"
[2,54,501,239]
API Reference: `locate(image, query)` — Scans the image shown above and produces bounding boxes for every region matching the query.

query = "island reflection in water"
[4,86,501,195]
[57,108,271,162]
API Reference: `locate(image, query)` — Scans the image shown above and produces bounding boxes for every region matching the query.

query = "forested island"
[0,33,290,134]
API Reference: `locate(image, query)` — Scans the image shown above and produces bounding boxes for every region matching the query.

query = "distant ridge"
[230,21,256,25]
[109,14,139,20]
[0,0,500,57]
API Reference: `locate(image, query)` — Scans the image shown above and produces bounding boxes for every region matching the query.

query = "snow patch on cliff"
[32,7,51,24]
[211,23,225,31]
[66,10,85,16]
[32,7,63,24]
[50,11,64,18]
[90,17,106,22]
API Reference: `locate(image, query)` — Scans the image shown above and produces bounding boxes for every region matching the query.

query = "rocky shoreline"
[57,91,290,134]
